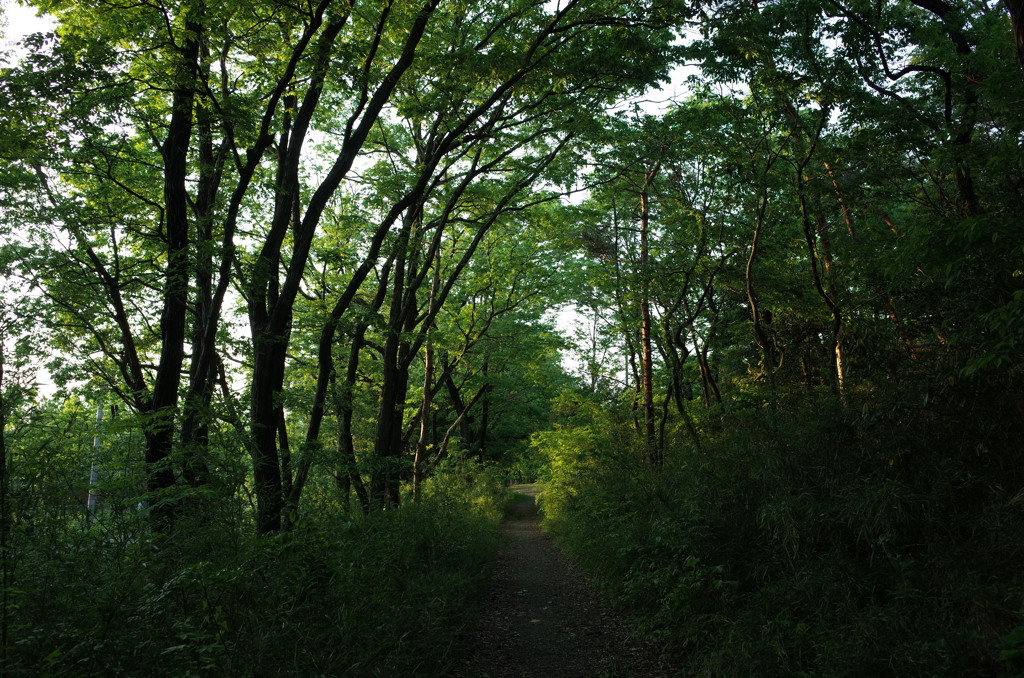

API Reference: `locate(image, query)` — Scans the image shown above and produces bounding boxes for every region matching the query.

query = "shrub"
[3,463,506,677]
[534,391,1024,677]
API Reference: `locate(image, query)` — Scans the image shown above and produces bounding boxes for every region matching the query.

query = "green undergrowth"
[536,390,1024,677]
[5,462,507,677]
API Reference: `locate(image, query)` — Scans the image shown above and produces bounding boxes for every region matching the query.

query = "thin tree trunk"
[477,357,490,459]
[335,268,392,516]
[694,328,722,406]
[435,384,492,465]
[278,409,293,502]
[746,191,777,378]
[372,220,416,509]
[609,199,643,434]
[823,161,855,237]
[796,168,846,398]
[443,373,475,449]
[336,344,370,515]
[1006,0,1024,68]
[0,322,10,674]
[414,251,441,499]
[638,167,659,464]
[247,2,438,532]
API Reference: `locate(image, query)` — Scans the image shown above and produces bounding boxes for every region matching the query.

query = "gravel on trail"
[454,485,675,678]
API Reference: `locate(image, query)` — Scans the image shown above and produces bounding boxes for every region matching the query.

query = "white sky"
[1,1,53,66]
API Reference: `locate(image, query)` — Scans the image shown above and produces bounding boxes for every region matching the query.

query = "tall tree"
[4,0,684,529]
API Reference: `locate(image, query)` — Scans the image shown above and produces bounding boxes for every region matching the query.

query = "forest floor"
[453,485,675,678]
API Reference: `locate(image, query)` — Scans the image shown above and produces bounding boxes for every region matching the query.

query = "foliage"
[536,381,1024,677]
[528,7,1024,673]
[2,456,505,677]
[3,0,1024,672]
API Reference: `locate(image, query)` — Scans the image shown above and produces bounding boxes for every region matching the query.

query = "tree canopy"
[1,0,1023,674]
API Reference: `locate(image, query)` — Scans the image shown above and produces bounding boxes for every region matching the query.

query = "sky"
[1,1,53,65]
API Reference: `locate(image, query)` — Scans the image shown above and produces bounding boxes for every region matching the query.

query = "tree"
[3,0,685,530]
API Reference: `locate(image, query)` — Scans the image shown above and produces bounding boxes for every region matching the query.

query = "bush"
[3,463,506,677]
[534,391,1024,677]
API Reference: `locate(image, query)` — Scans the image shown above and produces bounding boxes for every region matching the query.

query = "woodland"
[0,0,1023,675]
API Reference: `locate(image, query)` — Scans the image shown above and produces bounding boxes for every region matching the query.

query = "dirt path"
[454,485,672,678]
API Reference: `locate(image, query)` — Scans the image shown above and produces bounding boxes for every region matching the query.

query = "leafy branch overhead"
[1,0,682,531]
[1,0,1023,674]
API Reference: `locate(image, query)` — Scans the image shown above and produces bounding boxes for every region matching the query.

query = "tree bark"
[336,339,371,515]
[638,167,660,464]
[146,23,201,533]
[247,3,438,531]
[796,167,847,397]
[371,218,419,508]
[746,191,778,378]
[179,85,224,491]
[1007,0,1024,68]
[0,319,10,674]
[414,251,442,499]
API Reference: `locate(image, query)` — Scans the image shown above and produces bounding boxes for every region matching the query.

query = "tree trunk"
[1007,0,1024,68]
[179,89,225,491]
[0,321,10,673]
[371,219,418,508]
[414,251,441,498]
[146,23,201,533]
[336,344,370,515]
[436,384,492,463]
[477,357,490,459]
[796,169,846,398]
[638,168,659,464]
[443,372,478,452]
[247,2,438,531]
[249,340,286,533]
[746,191,778,378]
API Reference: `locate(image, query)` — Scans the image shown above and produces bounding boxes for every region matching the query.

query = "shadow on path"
[455,485,670,678]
